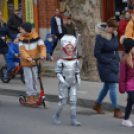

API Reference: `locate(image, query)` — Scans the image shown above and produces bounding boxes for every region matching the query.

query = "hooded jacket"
[19,30,46,66]
[119,55,134,93]
[119,14,130,36]
[125,15,134,39]
[94,23,120,83]
[44,33,57,53]
[7,43,20,59]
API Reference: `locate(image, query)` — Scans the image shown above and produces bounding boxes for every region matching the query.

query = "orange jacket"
[19,30,46,66]
[125,16,134,40]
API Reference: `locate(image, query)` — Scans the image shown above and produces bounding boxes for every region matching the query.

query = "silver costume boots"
[70,115,81,126]
[52,106,63,125]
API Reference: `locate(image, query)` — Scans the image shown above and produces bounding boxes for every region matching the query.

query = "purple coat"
[119,55,134,94]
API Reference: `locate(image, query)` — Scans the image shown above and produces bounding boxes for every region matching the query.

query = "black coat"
[7,14,22,34]
[0,38,8,54]
[94,24,120,83]
[0,23,13,54]
[51,16,65,36]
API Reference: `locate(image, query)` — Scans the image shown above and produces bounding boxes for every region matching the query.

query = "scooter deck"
[19,100,41,108]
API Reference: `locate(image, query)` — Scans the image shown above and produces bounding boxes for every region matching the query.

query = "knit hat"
[20,22,32,33]
[123,38,134,53]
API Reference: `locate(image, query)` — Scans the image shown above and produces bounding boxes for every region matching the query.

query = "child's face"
[48,37,53,42]
[14,38,19,44]
[65,45,74,55]
[20,27,27,35]
[131,47,134,54]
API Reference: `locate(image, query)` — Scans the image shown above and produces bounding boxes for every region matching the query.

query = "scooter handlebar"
[32,58,40,62]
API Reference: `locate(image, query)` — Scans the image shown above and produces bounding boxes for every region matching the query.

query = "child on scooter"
[52,35,81,126]
[19,22,46,104]
[119,37,134,127]
[44,33,57,61]
[5,37,20,78]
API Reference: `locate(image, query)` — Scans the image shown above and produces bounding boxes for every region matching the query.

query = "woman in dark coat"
[0,11,13,66]
[93,18,124,118]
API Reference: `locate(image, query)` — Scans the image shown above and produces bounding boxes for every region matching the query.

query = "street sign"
[25,0,34,27]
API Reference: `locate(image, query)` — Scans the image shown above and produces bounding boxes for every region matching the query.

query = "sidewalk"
[0,76,128,113]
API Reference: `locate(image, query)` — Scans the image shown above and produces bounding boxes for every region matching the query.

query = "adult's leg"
[96,83,109,104]
[108,83,119,109]
[51,34,64,56]
[108,83,124,118]
[93,83,109,114]
[52,35,58,55]
[58,33,64,40]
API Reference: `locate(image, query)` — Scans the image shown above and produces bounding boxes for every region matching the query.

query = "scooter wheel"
[43,100,48,109]
[19,95,26,104]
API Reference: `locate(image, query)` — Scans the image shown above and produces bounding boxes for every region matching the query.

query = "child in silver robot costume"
[52,35,81,126]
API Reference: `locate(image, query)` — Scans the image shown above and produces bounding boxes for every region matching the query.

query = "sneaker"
[122,120,134,127]
[50,56,54,61]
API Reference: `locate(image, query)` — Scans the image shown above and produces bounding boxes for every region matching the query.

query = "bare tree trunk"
[66,0,101,82]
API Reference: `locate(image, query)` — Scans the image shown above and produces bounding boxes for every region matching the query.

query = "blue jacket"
[94,24,120,83]
[7,43,20,59]
[44,33,57,53]
[51,16,65,35]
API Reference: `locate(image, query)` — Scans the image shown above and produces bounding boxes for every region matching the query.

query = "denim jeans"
[96,83,119,109]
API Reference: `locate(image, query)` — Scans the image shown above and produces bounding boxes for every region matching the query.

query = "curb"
[0,88,129,113]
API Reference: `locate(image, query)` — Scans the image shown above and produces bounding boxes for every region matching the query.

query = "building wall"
[21,0,58,28]
[21,0,106,28]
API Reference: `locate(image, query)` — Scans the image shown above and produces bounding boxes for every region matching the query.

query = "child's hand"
[14,53,18,57]
[40,56,45,60]
[27,58,32,62]
[54,36,57,39]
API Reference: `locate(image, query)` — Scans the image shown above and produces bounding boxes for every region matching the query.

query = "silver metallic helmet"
[60,35,77,59]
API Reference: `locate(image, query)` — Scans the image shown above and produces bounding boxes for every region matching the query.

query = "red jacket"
[119,20,129,36]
